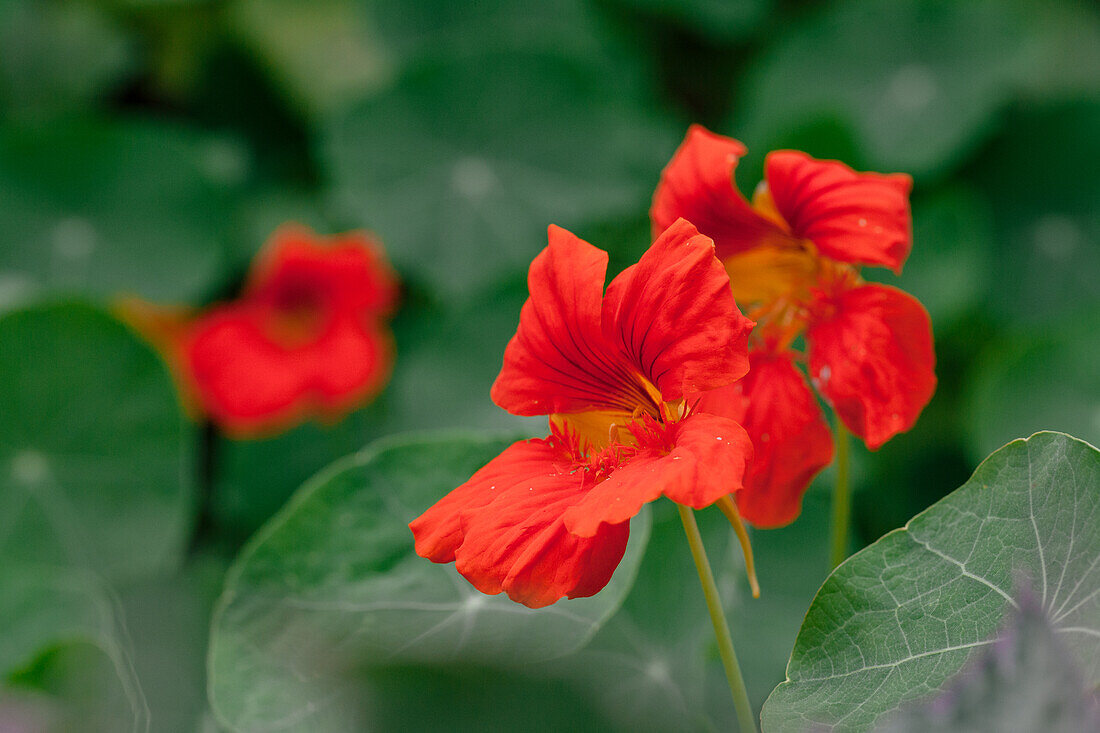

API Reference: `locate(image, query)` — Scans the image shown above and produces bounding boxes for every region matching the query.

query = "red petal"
[490,226,630,416]
[410,438,570,563]
[764,152,912,273]
[412,435,630,608]
[183,311,393,436]
[807,284,936,450]
[454,474,630,609]
[698,351,833,528]
[651,126,787,259]
[563,413,752,537]
[602,219,754,401]
[309,316,393,415]
[184,307,306,432]
[248,224,399,316]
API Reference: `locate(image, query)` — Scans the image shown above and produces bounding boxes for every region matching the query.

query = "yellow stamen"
[717,495,760,599]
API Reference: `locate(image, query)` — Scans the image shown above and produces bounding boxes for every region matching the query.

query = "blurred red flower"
[182,224,398,436]
[410,220,755,608]
[652,126,936,528]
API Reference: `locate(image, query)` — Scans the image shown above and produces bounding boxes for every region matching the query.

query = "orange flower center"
[550,371,685,462]
[723,186,862,351]
[262,278,329,347]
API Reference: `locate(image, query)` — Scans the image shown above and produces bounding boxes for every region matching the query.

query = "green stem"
[677,503,758,733]
[828,421,851,570]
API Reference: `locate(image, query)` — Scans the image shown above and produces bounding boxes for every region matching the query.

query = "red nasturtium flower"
[182,224,398,436]
[652,126,936,528]
[410,219,756,608]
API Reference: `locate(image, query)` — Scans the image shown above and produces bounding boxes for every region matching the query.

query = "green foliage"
[0,561,144,721]
[966,321,1100,464]
[609,0,771,42]
[0,0,133,121]
[762,432,1100,731]
[322,52,677,299]
[970,100,1100,324]
[0,303,194,581]
[0,121,243,304]
[0,0,1096,729]
[208,432,651,732]
[737,0,1029,178]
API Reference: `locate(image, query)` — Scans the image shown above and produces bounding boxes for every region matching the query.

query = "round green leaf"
[0,563,147,732]
[879,597,1100,732]
[0,119,243,304]
[322,53,677,299]
[209,432,650,733]
[762,432,1100,731]
[0,303,195,581]
[736,0,1028,178]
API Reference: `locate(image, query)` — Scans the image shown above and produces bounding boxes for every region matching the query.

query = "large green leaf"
[321,52,677,299]
[762,432,1100,731]
[879,595,1100,732]
[0,303,194,581]
[209,432,650,733]
[0,119,243,304]
[735,0,1028,178]
[0,564,147,732]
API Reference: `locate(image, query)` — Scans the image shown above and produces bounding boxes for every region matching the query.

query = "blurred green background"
[0,0,1097,730]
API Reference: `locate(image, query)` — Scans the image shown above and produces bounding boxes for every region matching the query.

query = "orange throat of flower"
[721,193,863,352]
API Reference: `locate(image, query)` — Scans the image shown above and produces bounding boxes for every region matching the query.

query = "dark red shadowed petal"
[602,219,754,401]
[764,152,912,274]
[248,224,399,316]
[807,283,936,450]
[697,351,833,528]
[411,435,631,609]
[563,413,752,537]
[490,225,628,416]
[651,125,786,260]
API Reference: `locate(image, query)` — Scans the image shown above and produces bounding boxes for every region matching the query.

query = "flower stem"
[677,503,758,733]
[828,421,851,570]
[716,495,760,599]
